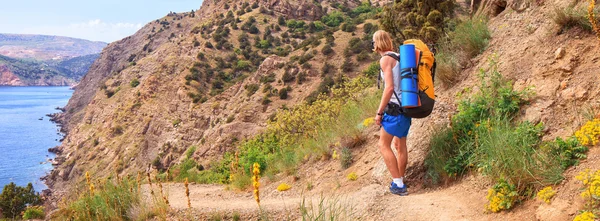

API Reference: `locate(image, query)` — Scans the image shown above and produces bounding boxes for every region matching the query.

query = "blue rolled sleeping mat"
[399,44,419,108]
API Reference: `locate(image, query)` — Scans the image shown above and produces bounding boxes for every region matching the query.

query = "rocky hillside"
[47,0,378,192]
[0,34,106,60]
[0,53,100,86]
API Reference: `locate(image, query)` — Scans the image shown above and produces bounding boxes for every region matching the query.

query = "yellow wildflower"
[277,183,291,191]
[574,118,600,146]
[573,211,596,221]
[252,163,260,205]
[363,118,375,127]
[347,172,358,181]
[332,150,339,160]
[536,186,556,204]
[485,180,518,213]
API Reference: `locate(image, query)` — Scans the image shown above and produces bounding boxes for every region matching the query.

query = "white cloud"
[21,19,145,43]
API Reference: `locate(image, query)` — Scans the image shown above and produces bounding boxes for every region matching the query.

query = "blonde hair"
[372,30,394,53]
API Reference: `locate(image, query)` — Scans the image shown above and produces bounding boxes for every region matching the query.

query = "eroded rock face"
[474,0,532,16]
[264,0,325,20]
[0,65,24,86]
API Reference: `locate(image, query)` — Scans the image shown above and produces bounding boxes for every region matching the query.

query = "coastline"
[40,109,68,204]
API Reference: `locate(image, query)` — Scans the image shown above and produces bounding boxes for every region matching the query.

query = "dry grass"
[553,6,593,33]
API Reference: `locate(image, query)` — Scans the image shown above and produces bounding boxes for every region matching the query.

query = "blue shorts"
[381,113,411,138]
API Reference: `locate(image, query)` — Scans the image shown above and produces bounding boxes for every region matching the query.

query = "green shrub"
[425,59,569,193]
[296,72,307,84]
[341,58,354,72]
[341,22,357,32]
[172,119,182,127]
[0,183,41,219]
[322,45,334,55]
[53,176,168,221]
[340,147,353,169]
[321,11,345,27]
[279,87,289,99]
[451,17,491,59]
[542,137,588,169]
[226,115,235,123]
[286,19,305,29]
[245,83,260,96]
[363,23,378,35]
[262,95,272,105]
[362,61,379,78]
[22,206,45,219]
[356,51,370,62]
[434,41,461,87]
[172,149,232,184]
[260,73,276,83]
[130,78,140,87]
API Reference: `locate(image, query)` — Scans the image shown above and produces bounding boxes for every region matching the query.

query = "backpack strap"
[379,52,403,109]
[378,52,399,89]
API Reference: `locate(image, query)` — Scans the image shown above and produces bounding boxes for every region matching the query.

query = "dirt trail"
[143,148,600,220]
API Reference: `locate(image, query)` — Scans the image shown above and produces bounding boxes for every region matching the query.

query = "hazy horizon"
[1,0,203,43]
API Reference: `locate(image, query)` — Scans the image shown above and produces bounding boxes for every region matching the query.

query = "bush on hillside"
[321,11,345,27]
[341,22,357,32]
[362,61,379,78]
[451,17,491,59]
[245,83,260,96]
[321,62,335,76]
[0,183,42,219]
[381,0,455,43]
[279,87,289,99]
[22,206,45,219]
[130,78,140,87]
[552,6,596,33]
[424,58,583,197]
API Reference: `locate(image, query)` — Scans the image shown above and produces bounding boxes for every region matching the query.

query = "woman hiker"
[372,30,411,196]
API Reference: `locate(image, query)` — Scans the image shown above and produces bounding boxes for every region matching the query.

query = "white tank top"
[380,52,402,105]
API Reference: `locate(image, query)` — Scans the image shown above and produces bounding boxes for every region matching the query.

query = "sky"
[1,0,203,43]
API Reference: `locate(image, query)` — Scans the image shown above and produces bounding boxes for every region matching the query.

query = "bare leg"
[379,128,400,178]
[393,137,408,178]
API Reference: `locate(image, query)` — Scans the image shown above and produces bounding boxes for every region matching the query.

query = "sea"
[0,86,73,191]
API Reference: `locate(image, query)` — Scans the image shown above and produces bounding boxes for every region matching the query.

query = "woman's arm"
[375,56,395,126]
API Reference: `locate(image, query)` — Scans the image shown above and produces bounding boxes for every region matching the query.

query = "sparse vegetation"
[130,78,140,87]
[553,6,595,33]
[381,0,455,43]
[245,83,260,96]
[456,17,490,55]
[52,175,168,220]
[300,195,363,220]
[340,147,353,169]
[425,58,592,212]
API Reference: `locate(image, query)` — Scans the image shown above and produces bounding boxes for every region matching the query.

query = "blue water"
[0,86,73,191]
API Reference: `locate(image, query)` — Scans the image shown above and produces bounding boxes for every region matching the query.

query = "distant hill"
[0,34,105,86]
[0,53,99,86]
[0,33,107,60]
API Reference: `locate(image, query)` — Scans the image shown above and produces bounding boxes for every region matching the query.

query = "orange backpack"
[379,39,436,118]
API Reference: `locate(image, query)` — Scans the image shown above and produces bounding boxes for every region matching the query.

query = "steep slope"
[47,0,375,197]
[0,33,106,60]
